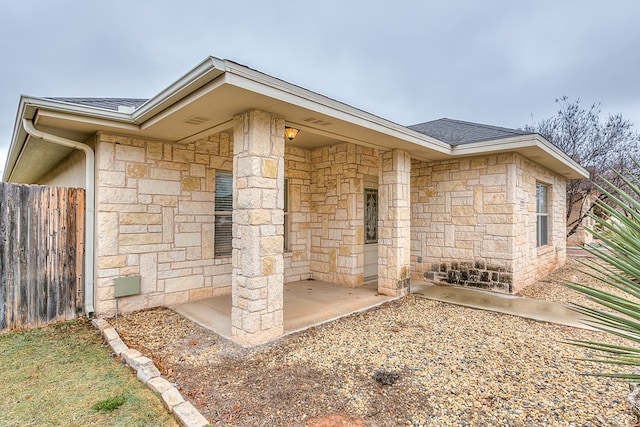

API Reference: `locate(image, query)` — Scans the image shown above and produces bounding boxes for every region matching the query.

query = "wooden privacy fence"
[0,183,85,331]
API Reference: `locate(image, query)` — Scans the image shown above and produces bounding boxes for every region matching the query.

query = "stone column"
[231,110,285,346]
[378,149,411,296]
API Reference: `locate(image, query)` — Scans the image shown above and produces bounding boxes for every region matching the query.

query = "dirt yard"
[111,259,638,426]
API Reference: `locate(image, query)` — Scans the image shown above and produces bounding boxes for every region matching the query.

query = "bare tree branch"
[524,97,640,238]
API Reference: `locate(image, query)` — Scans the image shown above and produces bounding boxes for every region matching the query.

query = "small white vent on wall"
[184,116,210,125]
[302,116,332,126]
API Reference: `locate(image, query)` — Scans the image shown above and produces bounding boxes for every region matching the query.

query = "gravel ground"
[111,258,639,426]
[515,258,627,309]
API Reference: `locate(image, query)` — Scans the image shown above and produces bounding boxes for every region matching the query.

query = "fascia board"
[132,56,226,124]
[36,110,140,133]
[3,97,31,181]
[452,134,589,179]
[22,96,134,122]
[223,62,452,155]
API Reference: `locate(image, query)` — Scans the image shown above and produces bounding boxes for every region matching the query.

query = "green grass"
[0,319,178,426]
[92,395,127,412]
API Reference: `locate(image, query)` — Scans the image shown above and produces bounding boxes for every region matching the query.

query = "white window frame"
[536,182,549,247]
[284,179,289,251]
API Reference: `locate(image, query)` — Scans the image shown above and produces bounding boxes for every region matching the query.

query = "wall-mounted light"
[284,126,300,141]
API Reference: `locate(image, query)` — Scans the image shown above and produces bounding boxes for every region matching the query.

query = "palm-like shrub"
[566,167,640,384]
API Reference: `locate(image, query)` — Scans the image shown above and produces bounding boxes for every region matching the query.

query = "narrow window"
[284,179,289,251]
[364,188,378,244]
[536,183,549,247]
[214,171,233,257]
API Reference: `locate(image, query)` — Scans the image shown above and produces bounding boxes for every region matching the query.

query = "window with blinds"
[215,171,233,257]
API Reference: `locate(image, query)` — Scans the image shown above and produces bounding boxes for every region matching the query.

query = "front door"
[363,177,378,282]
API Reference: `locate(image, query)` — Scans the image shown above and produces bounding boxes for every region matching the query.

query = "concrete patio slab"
[173,278,597,345]
[172,280,397,340]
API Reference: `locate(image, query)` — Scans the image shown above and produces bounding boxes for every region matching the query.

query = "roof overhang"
[3,55,588,182]
[451,134,589,179]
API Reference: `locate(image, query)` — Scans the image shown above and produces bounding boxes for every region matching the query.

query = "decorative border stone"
[92,318,209,427]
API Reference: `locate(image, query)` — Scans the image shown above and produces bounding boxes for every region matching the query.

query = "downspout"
[22,119,95,317]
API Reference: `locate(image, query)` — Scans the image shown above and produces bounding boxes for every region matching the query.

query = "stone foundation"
[424,260,513,293]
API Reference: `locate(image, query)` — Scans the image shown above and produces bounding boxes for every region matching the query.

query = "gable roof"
[3,56,589,183]
[409,118,533,146]
[46,97,149,112]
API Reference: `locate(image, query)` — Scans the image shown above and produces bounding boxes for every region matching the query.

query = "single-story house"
[3,56,588,346]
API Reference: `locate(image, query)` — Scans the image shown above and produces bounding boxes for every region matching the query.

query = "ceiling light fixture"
[284,126,300,141]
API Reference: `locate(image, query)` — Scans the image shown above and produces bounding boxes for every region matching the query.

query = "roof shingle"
[408,118,533,145]
[45,97,149,112]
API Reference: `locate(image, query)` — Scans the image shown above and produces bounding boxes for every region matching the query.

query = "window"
[279,179,287,251]
[214,171,233,257]
[536,183,548,247]
[364,188,378,244]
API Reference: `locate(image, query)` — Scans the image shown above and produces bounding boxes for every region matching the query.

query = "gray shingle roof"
[46,97,149,111]
[408,118,533,146]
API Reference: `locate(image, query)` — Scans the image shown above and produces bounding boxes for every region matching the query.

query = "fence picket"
[0,183,85,331]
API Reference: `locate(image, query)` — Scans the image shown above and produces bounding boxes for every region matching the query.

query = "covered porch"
[229,109,416,347]
[172,279,401,342]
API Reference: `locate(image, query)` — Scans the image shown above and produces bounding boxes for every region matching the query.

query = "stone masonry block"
[127,163,149,178]
[92,318,110,331]
[129,355,153,371]
[248,209,272,225]
[120,348,143,367]
[102,327,119,342]
[172,401,210,427]
[161,387,185,412]
[236,156,261,177]
[137,362,162,384]
[100,187,138,204]
[108,338,128,356]
[147,376,174,395]
[115,144,145,162]
[260,236,283,256]
[262,158,278,178]
[138,179,181,195]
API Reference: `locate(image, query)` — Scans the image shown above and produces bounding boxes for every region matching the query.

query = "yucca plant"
[565,165,640,386]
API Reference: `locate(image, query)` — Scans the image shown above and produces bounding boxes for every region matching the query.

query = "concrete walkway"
[411,281,594,330]
[173,280,397,341]
[173,277,596,343]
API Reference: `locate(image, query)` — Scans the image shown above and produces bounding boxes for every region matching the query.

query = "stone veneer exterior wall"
[309,143,379,287]
[95,132,234,316]
[94,129,567,316]
[411,153,566,293]
[515,154,567,288]
[95,132,315,316]
[284,145,312,281]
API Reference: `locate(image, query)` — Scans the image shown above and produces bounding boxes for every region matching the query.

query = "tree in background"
[524,96,640,239]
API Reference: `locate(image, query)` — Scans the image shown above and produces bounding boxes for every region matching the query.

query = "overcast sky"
[1,1,639,177]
